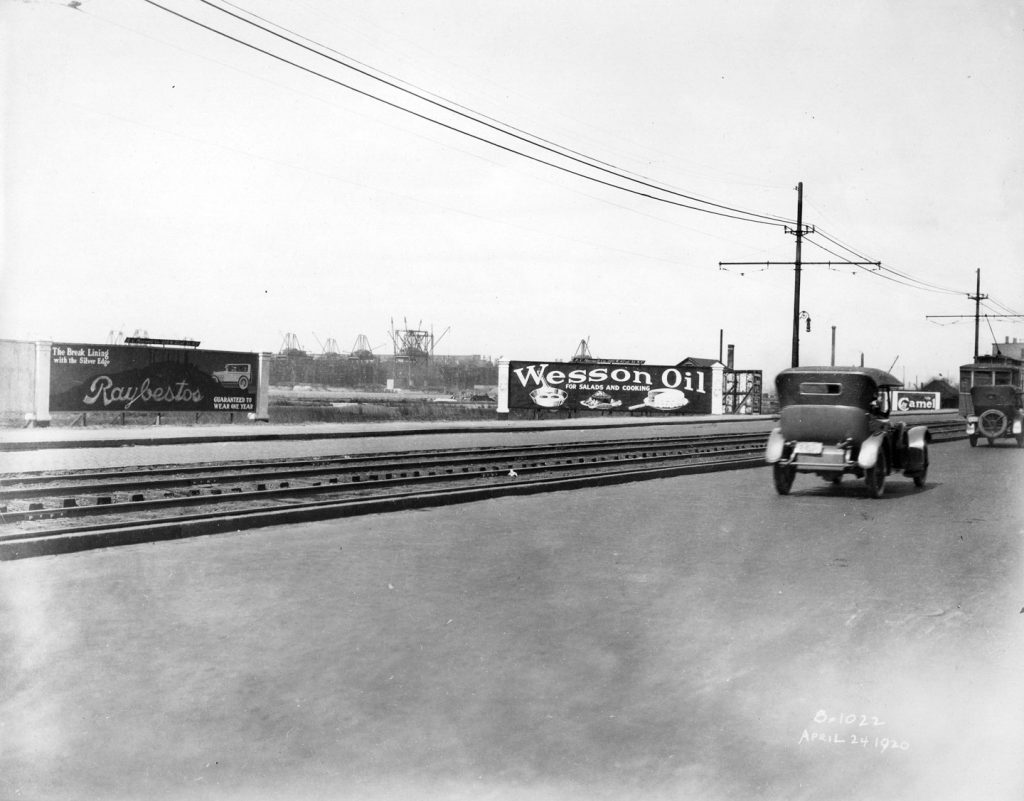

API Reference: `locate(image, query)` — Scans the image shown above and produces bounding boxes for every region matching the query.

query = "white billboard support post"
[255,352,272,422]
[496,360,510,415]
[33,340,52,427]
[711,361,724,415]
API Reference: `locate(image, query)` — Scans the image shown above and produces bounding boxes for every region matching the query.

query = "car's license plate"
[794,442,823,455]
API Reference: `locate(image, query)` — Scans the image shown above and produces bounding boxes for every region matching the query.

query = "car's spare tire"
[978,408,1008,438]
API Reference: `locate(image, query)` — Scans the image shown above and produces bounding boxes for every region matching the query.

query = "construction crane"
[571,337,594,362]
[279,332,305,355]
[349,334,380,361]
[311,332,342,357]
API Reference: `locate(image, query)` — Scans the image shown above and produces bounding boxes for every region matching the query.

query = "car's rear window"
[799,382,842,395]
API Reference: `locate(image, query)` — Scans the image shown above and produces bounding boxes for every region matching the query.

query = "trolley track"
[0,420,966,560]
[0,431,769,516]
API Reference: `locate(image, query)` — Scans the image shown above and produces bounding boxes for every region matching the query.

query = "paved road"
[2,437,1021,800]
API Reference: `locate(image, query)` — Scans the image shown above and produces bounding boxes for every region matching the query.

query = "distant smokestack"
[726,344,734,369]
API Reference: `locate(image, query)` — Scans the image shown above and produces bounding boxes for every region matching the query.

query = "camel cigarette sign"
[892,391,940,412]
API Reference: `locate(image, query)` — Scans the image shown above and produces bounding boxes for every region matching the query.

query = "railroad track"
[0,420,967,560]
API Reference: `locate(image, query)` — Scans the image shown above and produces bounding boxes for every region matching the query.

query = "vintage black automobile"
[966,384,1024,447]
[765,367,930,497]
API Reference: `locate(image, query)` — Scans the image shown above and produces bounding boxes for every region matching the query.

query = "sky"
[2,0,1022,386]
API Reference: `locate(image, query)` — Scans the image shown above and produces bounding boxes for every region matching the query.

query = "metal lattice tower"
[390,319,434,362]
[723,370,763,414]
[388,319,450,388]
[279,332,305,355]
[571,337,594,361]
[349,334,377,361]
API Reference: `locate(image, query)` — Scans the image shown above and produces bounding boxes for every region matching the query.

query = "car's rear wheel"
[237,375,249,390]
[987,438,995,447]
[912,446,928,488]
[1017,433,1023,448]
[865,449,887,498]
[773,463,796,495]
[978,409,1008,439]
[969,434,978,447]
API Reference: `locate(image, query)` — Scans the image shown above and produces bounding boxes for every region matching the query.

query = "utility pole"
[968,268,987,361]
[719,182,878,368]
[830,326,836,366]
[789,182,807,368]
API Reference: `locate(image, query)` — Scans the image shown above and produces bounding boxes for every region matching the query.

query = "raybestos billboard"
[507,360,712,414]
[49,342,259,413]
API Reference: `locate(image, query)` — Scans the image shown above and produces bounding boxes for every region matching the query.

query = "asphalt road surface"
[2,438,1021,800]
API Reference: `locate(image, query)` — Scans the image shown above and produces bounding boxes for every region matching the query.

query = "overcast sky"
[3,0,1022,385]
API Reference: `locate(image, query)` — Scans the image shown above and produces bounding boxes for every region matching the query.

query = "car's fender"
[902,425,930,472]
[906,425,930,450]
[765,427,786,463]
[857,431,887,469]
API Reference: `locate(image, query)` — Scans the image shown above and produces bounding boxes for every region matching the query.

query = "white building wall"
[0,339,38,421]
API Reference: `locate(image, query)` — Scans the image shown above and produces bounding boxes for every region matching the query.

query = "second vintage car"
[765,366,930,498]
[966,384,1024,447]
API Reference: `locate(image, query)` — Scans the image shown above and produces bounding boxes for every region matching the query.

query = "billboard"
[49,342,259,413]
[892,390,941,412]
[507,360,712,414]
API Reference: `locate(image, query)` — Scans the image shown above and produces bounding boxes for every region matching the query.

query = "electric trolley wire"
[810,230,1023,318]
[137,0,792,228]
[804,236,938,291]
[981,300,1024,321]
[984,297,1024,317]
[810,228,965,296]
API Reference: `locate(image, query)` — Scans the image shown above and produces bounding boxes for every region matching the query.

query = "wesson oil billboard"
[49,343,259,413]
[506,360,712,414]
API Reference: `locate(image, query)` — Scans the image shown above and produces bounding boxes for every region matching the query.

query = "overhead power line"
[102,1,1021,313]
[138,0,792,228]
[212,0,794,225]
[808,229,965,296]
[807,229,1023,317]
[984,297,1024,317]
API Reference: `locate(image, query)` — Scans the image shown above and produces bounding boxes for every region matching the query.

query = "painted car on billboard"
[507,360,711,414]
[212,363,253,390]
[49,342,259,413]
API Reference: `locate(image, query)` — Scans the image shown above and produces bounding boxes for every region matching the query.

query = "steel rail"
[0,439,766,523]
[0,431,770,507]
[0,430,765,487]
[0,421,968,561]
[0,453,763,560]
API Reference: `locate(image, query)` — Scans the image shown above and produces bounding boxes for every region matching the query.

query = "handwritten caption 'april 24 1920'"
[798,709,910,753]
